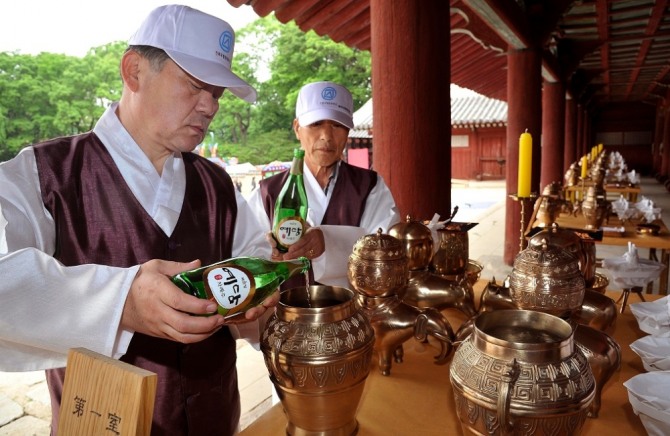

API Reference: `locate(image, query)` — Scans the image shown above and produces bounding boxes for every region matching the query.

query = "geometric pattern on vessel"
[509,240,585,317]
[262,311,374,390]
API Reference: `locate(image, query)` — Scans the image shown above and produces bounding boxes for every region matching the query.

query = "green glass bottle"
[272,148,309,252]
[172,256,311,318]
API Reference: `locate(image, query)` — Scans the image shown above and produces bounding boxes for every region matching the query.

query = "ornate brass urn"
[528,224,597,288]
[581,185,610,229]
[509,238,586,318]
[348,229,455,376]
[534,181,571,227]
[450,310,595,435]
[387,215,433,271]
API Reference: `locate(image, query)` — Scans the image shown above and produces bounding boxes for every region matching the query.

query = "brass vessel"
[528,224,598,288]
[348,229,455,376]
[389,218,477,318]
[534,182,571,227]
[509,239,586,318]
[580,185,610,229]
[450,310,595,435]
[388,215,433,270]
[261,285,375,436]
[430,222,477,276]
[476,242,620,418]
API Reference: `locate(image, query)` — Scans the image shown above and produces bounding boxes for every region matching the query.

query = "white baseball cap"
[129,4,257,103]
[295,81,354,129]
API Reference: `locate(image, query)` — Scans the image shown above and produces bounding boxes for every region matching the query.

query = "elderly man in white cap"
[249,81,400,289]
[0,5,273,434]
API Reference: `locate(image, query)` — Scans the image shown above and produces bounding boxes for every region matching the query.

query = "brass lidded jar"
[347,228,409,298]
[509,239,586,318]
[388,215,434,270]
[528,224,597,288]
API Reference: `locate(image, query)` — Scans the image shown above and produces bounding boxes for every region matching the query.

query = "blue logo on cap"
[219,31,233,53]
[321,87,337,101]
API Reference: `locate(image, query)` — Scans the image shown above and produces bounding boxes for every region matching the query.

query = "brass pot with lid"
[348,228,409,298]
[509,238,586,318]
[581,185,610,229]
[388,215,433,271]
[528,223,597,288]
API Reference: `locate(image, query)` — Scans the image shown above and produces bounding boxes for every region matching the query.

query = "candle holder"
[509,193,537,252]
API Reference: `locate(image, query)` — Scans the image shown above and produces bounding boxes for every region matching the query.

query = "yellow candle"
[581,155,588,178]
[598,143,603,154]
[517,131,532,197]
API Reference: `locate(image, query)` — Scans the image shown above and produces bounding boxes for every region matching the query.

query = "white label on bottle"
[275,217,305,247]
[205,266,253,310]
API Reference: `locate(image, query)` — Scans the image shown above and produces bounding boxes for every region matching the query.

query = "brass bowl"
[439,259,483,286]
[636,223,660,236]
[588,272,609,294]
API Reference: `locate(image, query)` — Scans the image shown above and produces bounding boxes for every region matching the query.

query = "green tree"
[0,44,124,161]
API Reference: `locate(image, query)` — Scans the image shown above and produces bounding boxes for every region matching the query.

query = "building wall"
[452,126,507,180]
[593,102,655,175]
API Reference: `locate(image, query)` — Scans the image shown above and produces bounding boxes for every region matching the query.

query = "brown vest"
[259,161,377,288]
[34,133,240,436]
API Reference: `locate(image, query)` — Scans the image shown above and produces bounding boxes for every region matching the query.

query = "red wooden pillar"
[540,81,566,189]
[564,95,577,172]
[370,0,451,220]
[652,107,664,178]
[504,48,542,265]
[661,107,670,183]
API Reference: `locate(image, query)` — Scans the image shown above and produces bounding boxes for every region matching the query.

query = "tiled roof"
[349,86,507,139]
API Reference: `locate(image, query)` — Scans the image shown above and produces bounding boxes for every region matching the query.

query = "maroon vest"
[34,133,240,436]
[259,161,377,288]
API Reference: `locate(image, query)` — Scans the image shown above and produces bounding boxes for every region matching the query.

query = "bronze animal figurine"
[358,294,454,376]
[399,271,477,318]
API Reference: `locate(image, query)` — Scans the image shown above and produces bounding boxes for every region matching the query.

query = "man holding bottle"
[248,81,400,288]
[0,5,274,435]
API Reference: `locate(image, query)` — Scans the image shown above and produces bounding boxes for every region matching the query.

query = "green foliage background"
[0,15,371,164]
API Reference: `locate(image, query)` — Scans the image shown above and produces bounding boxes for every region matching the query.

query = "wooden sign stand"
[58,348,157,436]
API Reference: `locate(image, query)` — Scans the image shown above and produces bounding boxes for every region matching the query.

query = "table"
[239,281,652,435]
[550,214,670,294]
[564,184,641,203]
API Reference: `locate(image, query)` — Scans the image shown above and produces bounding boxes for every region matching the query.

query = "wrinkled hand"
[121,259,226,344]
[266,226,325,261]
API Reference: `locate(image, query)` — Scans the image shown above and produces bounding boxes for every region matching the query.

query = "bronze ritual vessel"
[564,162,579,187]
[534,182,572,228]
[528,224,598,288]
[389,217,477,318]
[260,285,375,436]
[347,229,455,376]
[430,222,478,276]
[473,242,620,418]
[450,310,595,435]
[508,239,586,318]
[580,185,610,230]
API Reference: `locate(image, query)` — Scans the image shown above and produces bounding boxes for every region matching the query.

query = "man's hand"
[121,259,226,343]
[223,288,280,325]
[267,227,325,261]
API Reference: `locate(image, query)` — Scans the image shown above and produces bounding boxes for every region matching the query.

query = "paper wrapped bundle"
[602,242,666,289]
[630,295,670,336]
[633,196,662,222]
[630,336,670,371]
[624,372,670,435]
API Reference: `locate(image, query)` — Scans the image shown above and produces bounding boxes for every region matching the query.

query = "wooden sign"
[58,348,157,435]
